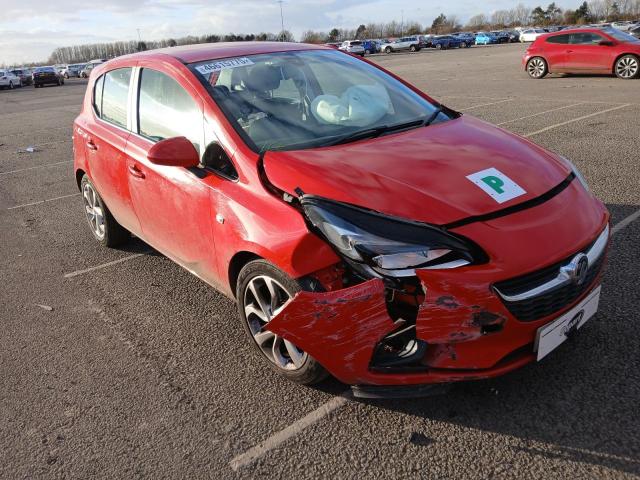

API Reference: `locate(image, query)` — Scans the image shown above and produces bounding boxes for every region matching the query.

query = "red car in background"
[73,42,609,397]
[524,27,640,79]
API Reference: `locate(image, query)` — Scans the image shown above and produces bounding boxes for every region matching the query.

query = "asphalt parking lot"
[1,43,639,479]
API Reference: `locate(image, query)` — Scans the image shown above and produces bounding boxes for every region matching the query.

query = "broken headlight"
[301,197,485,278]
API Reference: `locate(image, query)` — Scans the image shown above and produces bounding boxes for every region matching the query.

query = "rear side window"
[546,34,570,44]
[102,68,132,129]
[93,75,104,117]
[570,33,604,45]
[138,68,202,153]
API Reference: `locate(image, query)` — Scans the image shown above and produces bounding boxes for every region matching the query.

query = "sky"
[0,0,580,65]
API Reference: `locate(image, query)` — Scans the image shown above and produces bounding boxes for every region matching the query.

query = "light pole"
[277,0,285,41]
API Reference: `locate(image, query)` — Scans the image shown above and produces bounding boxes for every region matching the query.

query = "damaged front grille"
[494,225,609,322]
[497,254,605,322]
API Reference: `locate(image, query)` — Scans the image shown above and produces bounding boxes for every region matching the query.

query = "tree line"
[45,31,294,65]
[303,0,640,42]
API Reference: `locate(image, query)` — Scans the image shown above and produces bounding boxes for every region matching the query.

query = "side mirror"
[147,136,200,168]
[599,40,615,46]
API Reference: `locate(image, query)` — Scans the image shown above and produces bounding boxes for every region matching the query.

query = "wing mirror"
[147,136,200,168]
[599,40,615,46]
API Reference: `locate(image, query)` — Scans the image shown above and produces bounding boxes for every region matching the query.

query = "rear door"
[83,67,141,234]
[566,32,612,72]
[125,65,218,281]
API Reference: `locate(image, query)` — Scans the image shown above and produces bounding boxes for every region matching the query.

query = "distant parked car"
[520,29,546,42]
[380,36,422,53]
[10,68,32,86]
[324,42,341,49]
[508,31,521,43]
[61,64,86,78]
[491,31,511,43]
[339,40,365,56]
[453,32,475,47]
[475,32,498,45]
[0,69,21,89]
[630,25,640,39]
[361,40,380,54]
[523,27,640,79]
[80,64,97,78]
[432,35,464,49]
[33,66,64,87]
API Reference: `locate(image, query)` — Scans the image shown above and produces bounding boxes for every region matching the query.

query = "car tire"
[526,57,548,79]
[365,49,371,55]
[614,54,639,79]
[385,47,392,54]
[80,174,130,247]
[461,42,467,48]
[64,73,69,79]
[410,45,417,52]
[236,259,329,385]
[436,43,442,49]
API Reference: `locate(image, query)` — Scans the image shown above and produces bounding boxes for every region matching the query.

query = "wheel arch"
[228,251,262,298]
[75,168,86,190]
[611,52,639,74]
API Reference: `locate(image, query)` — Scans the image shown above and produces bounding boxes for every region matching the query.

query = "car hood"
[262,116,571,225]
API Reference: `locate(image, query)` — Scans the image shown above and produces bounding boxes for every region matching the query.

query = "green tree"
[355,24,366,39]
[531,6,547,24]
[431,13,448,33]
[576,1,590,21]
[328,28,340,41]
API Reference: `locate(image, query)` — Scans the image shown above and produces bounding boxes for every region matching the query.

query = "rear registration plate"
[535,286,601,361]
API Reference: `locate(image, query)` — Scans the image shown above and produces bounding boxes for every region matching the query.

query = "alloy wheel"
[616,56,638,79]
[243,275,307,371]
[527,58,546,78]
[82,182,105,239]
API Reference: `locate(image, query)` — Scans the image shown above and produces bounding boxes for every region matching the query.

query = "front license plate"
[535,286,601,361]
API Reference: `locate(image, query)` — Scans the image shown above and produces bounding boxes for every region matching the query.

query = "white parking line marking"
[229,394,350,471]
[496,103,584,126]
[612,209,640,235]
[460,98,513,111]
[0,160,71,177]
[6,192,80,210]
[227,207,640,470]
[524,104,631,137]
[64,252,149,279]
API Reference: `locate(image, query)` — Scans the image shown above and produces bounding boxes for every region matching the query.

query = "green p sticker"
[467,168,526,204]
[481,175,505,194]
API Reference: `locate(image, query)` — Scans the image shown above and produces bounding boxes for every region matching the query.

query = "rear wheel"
[461,42,467,48]
[80,175,130,247]
[614,54,639,79]
[9,81,14,89]
[237,260,329,385]
[436,43,442,49]
[410,45,417,52]
[527,57,548,79]
[385,47,392,54]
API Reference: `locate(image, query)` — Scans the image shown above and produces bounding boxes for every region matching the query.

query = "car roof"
[119,41,328,64]
[540,27,606,38]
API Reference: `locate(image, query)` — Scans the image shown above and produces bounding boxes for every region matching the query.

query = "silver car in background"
[0,70,22,89]
[339,40,365,56]
[380,36,422,54]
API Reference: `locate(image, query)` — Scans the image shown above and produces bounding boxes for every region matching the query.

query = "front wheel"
[461,42,467,48]
[527,57,548,79]
[80,175,130,247]
[410,45,417,52]
[237,260,329,385]
[385,47,392,54]
[9,81,14,89]
[435,43,442,49]
[614,55,639,79]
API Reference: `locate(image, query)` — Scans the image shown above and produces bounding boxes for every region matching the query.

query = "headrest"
[244,64,282,92]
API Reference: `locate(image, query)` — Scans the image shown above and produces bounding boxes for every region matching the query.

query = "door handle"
[86,140,98,151]
[128,164,145,179]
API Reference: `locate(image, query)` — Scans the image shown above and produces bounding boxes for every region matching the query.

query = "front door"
[125,66,219,284]
[566,32,613,72]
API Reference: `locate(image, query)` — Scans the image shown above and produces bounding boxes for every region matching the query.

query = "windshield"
[604,28,640,42]
[191,49,451,152]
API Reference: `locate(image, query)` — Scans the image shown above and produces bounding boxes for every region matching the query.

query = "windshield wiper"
[325,109,443,147]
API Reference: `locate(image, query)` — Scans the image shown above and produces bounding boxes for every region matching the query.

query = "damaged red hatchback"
[73,42,610,396]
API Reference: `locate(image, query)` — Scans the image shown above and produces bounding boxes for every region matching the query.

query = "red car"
[73,42,609,397]
[523,27,640,79]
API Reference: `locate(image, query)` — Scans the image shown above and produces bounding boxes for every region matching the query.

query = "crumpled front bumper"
[266,265,604,387]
